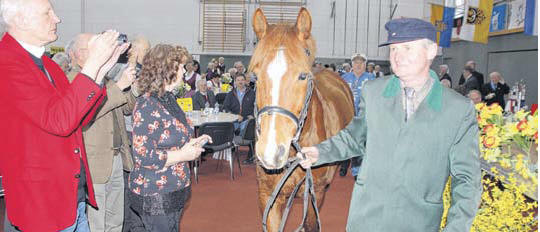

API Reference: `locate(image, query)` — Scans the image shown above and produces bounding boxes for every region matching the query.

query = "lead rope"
[261,76,321,232]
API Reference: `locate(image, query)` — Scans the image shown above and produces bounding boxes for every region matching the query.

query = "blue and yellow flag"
[431,4,455,47]
[458,0,494,43]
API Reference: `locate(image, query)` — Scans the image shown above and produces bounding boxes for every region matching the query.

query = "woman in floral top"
[129,44,211,231]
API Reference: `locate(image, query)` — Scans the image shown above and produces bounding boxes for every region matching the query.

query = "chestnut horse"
[249,8,355,232]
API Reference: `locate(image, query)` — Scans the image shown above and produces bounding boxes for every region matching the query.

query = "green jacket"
[315,72,481,232]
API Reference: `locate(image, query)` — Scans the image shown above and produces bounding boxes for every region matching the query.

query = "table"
[187,110,239,126]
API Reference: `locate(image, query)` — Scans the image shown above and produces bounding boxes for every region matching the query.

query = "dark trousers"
[128,208,183,232]
[123,171,140,232]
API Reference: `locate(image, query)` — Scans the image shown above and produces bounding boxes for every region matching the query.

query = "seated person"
[222,73,255,134]
[192,79,216,110]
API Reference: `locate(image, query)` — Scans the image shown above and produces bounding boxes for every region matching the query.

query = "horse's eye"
[298,73,308,81]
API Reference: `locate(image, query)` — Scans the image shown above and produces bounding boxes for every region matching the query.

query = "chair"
[233,119,255,162]
[193,122,241,182]
[215,93,227,105]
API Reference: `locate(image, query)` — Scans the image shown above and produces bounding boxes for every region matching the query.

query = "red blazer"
[0,33,106,231]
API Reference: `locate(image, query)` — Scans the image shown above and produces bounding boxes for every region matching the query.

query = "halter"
[255,72,314,156]
[254,47,321,232]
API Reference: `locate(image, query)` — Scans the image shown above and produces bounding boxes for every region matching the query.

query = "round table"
[187,110,239,127]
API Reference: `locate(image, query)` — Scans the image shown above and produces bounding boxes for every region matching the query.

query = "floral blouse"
[129,93,194,196]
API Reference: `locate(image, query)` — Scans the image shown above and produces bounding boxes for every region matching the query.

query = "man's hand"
[297,146,319,169]
[238,115,243,121]
[247,115,254,120]
[115,65,136,91]
[96,42,130,84]
[81,31,119,81]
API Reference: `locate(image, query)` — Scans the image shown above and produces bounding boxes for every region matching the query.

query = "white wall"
[43,0,430,60]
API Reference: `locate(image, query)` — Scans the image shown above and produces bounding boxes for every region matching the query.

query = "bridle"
[254,71,314,155]
[254,47,322,232]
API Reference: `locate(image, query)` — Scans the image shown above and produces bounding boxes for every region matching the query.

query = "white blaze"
[263,48,287,165]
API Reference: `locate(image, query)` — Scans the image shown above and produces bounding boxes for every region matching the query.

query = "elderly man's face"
[469,92,482,104]
[389,40,435,80]
[235,64,245,73]
[198,81,207,92]
[490,74,500,83]
[24,0,61,46]
[352,59,366,73]
[439,66,447,74]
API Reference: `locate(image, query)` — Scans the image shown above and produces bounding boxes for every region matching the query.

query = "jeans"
[234,120,250,137]
[4,201,90,232]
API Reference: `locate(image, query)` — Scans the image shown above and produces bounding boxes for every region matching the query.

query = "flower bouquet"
[221,73,233,92]
[172,82,192,98]
[440,103,538,231]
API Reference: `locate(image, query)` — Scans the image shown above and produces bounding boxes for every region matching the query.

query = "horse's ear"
[295,7,312,41]
[253,8,268,39]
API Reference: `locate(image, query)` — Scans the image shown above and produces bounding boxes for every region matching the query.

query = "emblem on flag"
[467,7,487,25]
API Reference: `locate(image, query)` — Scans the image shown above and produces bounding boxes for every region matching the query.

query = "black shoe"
[339,167,347,177]
[242,157,255,165]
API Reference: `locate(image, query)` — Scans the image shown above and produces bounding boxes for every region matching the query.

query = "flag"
[508,0,526,30]
[524,0,538,35]
[431,4,455,47]
[490,4,507,32]
[458,0,494,43]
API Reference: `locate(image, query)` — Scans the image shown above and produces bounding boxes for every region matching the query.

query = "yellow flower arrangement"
[440,103,538,231]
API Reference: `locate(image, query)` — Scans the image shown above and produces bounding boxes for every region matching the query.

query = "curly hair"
[136,44,191,97]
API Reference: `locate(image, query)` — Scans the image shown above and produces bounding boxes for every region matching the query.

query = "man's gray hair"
[196,79,207,87]
[342,63,351,68]
[234,61,244,67]
[467,89,481,97]
[439,64,449,73]
[1,0,32,28]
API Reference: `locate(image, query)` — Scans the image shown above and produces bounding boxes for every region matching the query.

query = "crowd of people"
[0,0,515,231]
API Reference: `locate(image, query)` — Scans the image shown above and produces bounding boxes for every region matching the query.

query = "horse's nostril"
[274,145,286,164]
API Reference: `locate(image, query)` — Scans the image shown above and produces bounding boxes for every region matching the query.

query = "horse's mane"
[248,23,315,74]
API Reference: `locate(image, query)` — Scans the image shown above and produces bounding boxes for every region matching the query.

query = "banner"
[524,0,538,35]
[458,0,494,43]
[509,0,526,29]
[431,4,455,47]
[177,98,193,112]
[490,4,507,32]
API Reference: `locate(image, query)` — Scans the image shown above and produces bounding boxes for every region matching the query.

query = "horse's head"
[249,8,315,170]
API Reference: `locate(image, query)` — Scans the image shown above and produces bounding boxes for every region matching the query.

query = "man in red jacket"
[0,0,128,231]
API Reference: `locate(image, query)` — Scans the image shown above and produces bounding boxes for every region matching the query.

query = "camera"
[117,33,128,45]
[135,63,142,78]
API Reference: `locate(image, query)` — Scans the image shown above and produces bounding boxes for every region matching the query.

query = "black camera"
[117,33,128,45]
[135,63,142,78]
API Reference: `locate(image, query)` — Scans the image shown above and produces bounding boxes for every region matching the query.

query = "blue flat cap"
[379,18,437,47]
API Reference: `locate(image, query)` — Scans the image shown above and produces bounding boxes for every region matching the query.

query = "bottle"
[214,103,220,114]
[204,102,210,115]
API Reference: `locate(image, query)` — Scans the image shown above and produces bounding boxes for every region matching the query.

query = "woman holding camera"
[128,44,211,231]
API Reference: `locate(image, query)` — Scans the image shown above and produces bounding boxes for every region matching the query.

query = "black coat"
[439,73,452,87]
[458,75,480,96]
[481,82,510,109]
[222,88,255,120]
[192,91,216,110]
[459,71,484,87]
